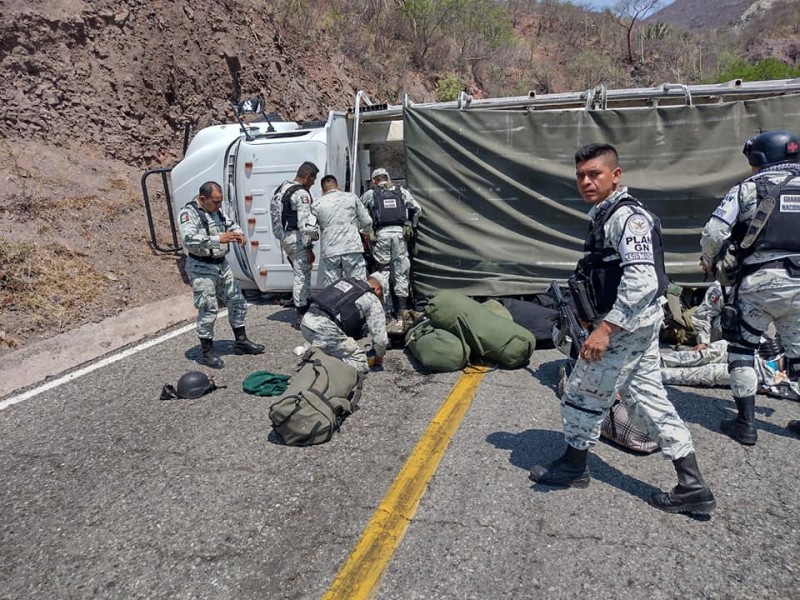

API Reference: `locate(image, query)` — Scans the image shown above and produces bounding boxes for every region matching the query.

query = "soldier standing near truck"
[530,143,716,515]
[270,161,320,328]
[313,174,373,286]
[700,129,800,444]
[360,168,421,328]
[178,181,265,368]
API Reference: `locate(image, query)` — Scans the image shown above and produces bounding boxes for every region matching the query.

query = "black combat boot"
[395,296,408,319]
[233,327,265,355]
[721,395,758,445]
[293,304,308,329]
[199,338,223,369]
[787,420,800,437]
[649,453,716,515]
[529,445,590,488]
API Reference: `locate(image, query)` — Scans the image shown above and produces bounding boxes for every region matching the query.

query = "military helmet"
[742,130,800,168]
[176,371,216,399]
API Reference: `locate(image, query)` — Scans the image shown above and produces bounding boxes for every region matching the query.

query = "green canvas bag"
[426,291,536,369]
[269,349,364,446]
[405,317,469,373]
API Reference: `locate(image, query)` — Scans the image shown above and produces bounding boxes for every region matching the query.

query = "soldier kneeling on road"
[300,276,388,374]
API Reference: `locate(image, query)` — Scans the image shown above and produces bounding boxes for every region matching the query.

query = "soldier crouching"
[300,276,388,373]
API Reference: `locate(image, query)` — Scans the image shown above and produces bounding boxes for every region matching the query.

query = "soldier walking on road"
[313,174,373,286]
[360,168,421,326]
[530,143,716,515]
[300,277,388,374]
[179,181,265,368]
[700,130,800,443]
[271,161,320,327]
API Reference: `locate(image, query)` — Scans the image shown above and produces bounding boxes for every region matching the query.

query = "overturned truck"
[142,79,800,297]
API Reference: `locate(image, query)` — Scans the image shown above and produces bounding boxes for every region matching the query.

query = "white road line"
[1,321,200,411]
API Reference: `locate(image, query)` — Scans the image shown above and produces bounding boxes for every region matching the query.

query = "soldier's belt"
[188,253,226,264]
[740,257,794,278]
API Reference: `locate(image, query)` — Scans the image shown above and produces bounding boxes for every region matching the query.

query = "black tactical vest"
[310,278,373,337]
[186,200,229,261]
[370,185,408,228]
[737,167,800,257]
[576,196,668,315]
[280,183,305,231]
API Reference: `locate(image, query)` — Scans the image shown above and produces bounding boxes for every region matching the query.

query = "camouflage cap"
[371,167,389,180]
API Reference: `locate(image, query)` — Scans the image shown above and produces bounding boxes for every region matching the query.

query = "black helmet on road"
[159,371,218,400]
[742,130,800,168]
[176,371,216,398]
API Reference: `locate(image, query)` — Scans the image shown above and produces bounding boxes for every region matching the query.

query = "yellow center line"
[322,366,489,600]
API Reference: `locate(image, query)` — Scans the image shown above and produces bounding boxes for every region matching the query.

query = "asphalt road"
[1,303,799,600]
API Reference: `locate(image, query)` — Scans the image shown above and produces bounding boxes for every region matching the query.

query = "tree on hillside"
[612,0,663,64]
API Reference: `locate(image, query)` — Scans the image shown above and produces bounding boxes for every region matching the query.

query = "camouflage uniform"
[661,341,730,387]
[312,188,373,286]
[178,202,247,339]
[360,182,421,301]
[562,188,695,459]
[701,164,800,402]
[691,281,724,346]
[660,280,786,389]
[300,291,388,374]
[270,181,318,308]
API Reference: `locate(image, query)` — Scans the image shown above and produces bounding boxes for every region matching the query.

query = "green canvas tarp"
[404,93,800,297]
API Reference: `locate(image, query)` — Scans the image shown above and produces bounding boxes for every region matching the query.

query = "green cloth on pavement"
[242,371,291,396]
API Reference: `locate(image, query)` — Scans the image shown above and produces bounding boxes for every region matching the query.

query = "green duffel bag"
[269,349,364,446]
[426,291,536,369]
[404,317,469,373]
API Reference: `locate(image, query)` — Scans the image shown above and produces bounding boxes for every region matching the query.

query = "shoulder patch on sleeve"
[711,188,740,225]
[618,213,654,266]
[180,212,190,223]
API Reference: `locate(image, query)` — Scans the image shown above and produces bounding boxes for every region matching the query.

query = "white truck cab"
[159,107,353,292]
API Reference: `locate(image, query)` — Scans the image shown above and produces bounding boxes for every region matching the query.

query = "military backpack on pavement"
[425,291,536,369]
[405,317,469,373]
[269,349,364,446]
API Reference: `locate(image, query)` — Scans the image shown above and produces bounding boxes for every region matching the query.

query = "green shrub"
[716,57,800,82]
[437,74,465,101]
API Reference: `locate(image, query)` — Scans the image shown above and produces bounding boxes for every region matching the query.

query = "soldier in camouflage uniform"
[270,161,320,327]
[661,282,728,387]
[530,143,715,515]
[300,276,388,374]
[312,174,373,286]
[360,168,421,325]
[178,181,264,368]
[660,280,789,392]
[701,130,800,444]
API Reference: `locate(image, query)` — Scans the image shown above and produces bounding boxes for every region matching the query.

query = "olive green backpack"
[425,292,536,369]
[405,317,470,373]
[269,349,364,446]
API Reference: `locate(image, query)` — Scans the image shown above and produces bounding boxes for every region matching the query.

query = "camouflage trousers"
[661,341,729,387]
[729,266,800,399]
[185,257,247,340]
[372,231,411,298]
[321,252,367,287]
[660,340,785,391]
[281,232,313,308]
[562,317,695,459]
[300,308,368,373]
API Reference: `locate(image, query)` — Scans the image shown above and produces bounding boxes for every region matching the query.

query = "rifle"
[548,281,589,361]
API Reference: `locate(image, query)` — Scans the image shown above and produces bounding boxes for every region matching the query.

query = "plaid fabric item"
[601,399,659,454]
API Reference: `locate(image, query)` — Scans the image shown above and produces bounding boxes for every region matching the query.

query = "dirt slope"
[0,0,411,354]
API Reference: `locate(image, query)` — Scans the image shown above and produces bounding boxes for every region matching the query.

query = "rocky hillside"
[651,0,755,30]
